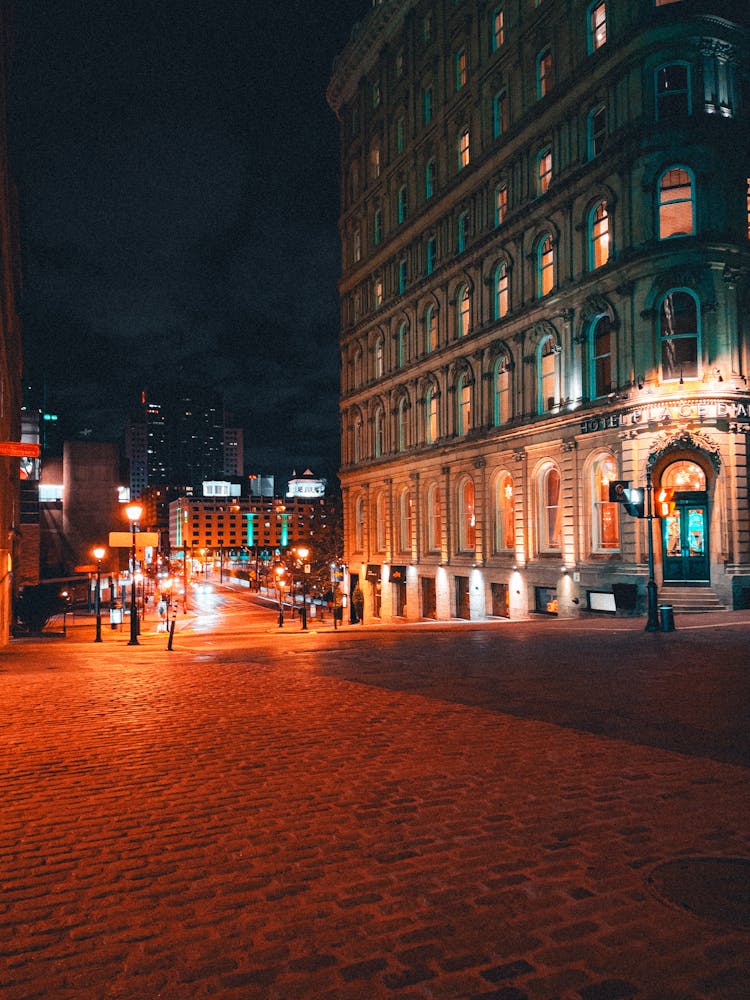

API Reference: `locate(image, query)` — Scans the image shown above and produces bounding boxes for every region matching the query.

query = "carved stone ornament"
[580,294,612,325]
[646,429,722,472]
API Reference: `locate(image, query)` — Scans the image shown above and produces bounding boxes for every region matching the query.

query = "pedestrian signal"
[608,480,644,518]
[656,488,675,518]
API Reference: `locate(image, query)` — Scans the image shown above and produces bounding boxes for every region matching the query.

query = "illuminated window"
[424,305,437,353]
[399,488,412,551]
[353,413,362,463]
[538,335,559,412]
[425,157,437,198]
[493,354,512,424]
[494,471,515,552]
[590,314,612,397]
[660,289,700,381]
[656,63,691,119]
[658,167,695,238]
[457,211,468,253]
[490,8,504,52]
[374,278,383,309]
[662,460,705,490]
[537,47,553,99]
[456,284,471,338]
[457,374,472,436]
[423,85,433,125]
[355,495,365,550]
[370,143,380,180]
[375,492,386,551]
[397,184,407,223]
[455,48,467,91]
[592,454,619,551]
[493,89,508,138]
[425,387,439,444]
[494,262,510,320]
[538,463,562,551]
[458,128,470,170]
[537,234,554,297]
[587,1,607,53]
[588,104,606,158]
[427,483,441,551]
[590,201,610,268]
[494,183,508,226]
[459,477,476,551]
[537,146,552,195]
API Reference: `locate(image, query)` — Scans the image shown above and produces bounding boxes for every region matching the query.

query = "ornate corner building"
[327,0,750,621]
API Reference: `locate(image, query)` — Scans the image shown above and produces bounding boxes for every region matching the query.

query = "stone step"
[658,587,727,613]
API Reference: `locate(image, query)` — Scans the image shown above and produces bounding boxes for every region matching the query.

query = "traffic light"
[656,488,675,518]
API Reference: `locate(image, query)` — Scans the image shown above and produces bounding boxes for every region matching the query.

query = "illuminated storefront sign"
[581,399,750,434]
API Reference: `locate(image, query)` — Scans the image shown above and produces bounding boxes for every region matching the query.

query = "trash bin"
[659,604,675,632]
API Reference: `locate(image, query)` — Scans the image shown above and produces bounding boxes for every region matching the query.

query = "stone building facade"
[328,0,750,621]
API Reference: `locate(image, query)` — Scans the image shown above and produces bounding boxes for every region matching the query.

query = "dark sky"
[10,0,369,481]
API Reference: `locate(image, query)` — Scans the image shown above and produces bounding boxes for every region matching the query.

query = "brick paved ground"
[0,603,748,999]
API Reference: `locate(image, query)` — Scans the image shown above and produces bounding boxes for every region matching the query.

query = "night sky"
[10,0,370,481]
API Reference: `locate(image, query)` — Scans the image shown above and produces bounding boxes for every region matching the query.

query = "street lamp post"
[644,467,660,632]
[296,546,310,631]
[124,502,143,646]
[275,566,285,627]
[93,546,105,642]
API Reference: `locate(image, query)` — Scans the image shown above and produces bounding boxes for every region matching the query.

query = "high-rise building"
[329,0,750,622]
[126,386,233,497]
[0,2,23,642]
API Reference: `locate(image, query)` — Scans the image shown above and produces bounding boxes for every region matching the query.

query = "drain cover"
[648,857,750,929]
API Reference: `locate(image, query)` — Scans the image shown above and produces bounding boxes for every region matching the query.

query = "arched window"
[425,387,439,444]
[590,314,613,398]
[587,104,606,158]
[587,1,607,53]
[373,208,382,245]
[656,62,691,119]
[396,321,407,368]
[456,285,471,337]
[660,289,700,381]
[658,167,695,238]
[354,346,363,387]
[490,7,504,52]
[399,488,412,552]
[490,471,513,554]
[589,201,610,268]
[492,89,508,138]
[592,453,619,551]
[424,305,437,353]
[494,261,510,319]
[662,460,706,491]
[426,236,436,275]
[538,463,562,551]
[537,234,554,297]
[493,354,512,425]
[355,495,365,552]
[375,492,386,552]
[458,128,470,170]
[374,335,384,378]
[458,477,476,552]
[538,335,560,413]
[494,183,508,226]
[397,184,407,223]
[425,157,437,199]
[457,373,472,435]
[397,396,408,452]
[373,406,384,457]
[353,413,363,463]
[427,483,442,552]
[537,47,553,99]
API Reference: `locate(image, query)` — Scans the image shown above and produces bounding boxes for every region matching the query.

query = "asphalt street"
[0,591,748,999]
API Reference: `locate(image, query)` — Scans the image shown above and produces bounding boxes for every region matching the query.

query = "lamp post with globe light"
[93,546,106,642]
[124,502,143,646]
[295,546,310,631]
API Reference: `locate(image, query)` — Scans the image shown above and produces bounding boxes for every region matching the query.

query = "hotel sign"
[581,400,750,435]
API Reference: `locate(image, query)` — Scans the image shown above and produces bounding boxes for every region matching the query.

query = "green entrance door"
[662,492,709,584]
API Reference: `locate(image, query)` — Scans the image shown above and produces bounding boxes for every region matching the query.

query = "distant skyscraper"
[126,386,232,496]
[223,426,244,478]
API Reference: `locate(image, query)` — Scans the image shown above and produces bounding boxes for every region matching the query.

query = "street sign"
[0,441,41,457]
[108,531,160,548]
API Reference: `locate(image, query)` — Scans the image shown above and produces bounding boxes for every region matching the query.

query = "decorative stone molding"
[646,429,722,472]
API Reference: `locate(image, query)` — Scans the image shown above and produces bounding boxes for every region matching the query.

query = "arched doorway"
[659,459,710,584]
